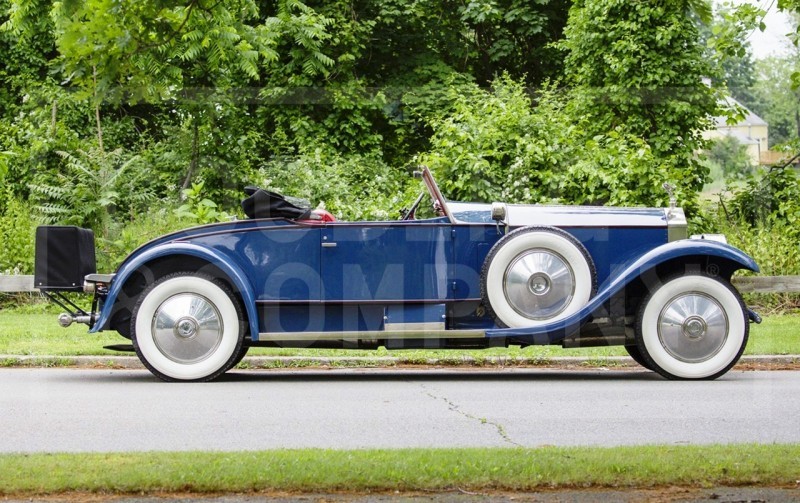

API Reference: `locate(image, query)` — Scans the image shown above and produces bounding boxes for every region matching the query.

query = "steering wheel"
[401,191,426,220]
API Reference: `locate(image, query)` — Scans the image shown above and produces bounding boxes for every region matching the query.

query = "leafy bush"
[0,194,35,274]
[702,213,800,312]
[705,136,754,180]
[420,75,695,211]
[418,77,566,203]
[97,208,191,274]
[174,181,231,225]
[561,130,673,207]
[726,165,800,236]
[696,166,800,311]
[257,146,416,221]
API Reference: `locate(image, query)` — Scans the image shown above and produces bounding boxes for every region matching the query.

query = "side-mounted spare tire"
[481,226,597,328]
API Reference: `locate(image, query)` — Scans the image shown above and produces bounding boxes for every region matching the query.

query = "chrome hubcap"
[152,294,223,364]
[504,249,575,320]
[528,273,551,296]
[657,292,728,363]
[175,317,199,338]
[682,316,707,339]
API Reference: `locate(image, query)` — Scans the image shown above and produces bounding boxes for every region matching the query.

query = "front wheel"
[225,345,250,371]
[131,272,245,382]
[635,274,748,380]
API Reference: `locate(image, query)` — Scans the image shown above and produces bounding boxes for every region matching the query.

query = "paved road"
[1,368,798,452]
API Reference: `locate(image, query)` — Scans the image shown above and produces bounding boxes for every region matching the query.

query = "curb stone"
[1,354,798,370]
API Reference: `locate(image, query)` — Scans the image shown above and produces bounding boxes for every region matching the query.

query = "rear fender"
[90,243,258,338]
[487,240,758,343]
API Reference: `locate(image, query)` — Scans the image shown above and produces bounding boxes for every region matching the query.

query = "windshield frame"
[420,166,455,223]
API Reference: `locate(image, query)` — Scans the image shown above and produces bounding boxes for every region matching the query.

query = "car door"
[320,222,452,303]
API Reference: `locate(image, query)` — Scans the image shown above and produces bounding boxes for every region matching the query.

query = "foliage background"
[1,0,800,309]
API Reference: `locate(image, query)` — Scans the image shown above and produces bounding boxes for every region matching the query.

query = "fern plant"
[28,147,154,238]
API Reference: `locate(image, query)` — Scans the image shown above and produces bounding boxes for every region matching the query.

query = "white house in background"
[704,98,769,165]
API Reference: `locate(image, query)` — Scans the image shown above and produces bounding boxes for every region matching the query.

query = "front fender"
[603,239,759,282]
[90,242,259,338]
[486,239,758,343]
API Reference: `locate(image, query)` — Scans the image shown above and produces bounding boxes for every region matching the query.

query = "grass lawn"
[1,445,798,496]
[0,306,798,360]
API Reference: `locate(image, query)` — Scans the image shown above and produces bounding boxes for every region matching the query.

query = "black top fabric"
[241,187,311,220]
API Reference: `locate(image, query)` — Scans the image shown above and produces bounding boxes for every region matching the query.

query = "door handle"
[322,242,337,248]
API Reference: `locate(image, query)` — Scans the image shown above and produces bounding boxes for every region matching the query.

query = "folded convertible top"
[241,186,311,220]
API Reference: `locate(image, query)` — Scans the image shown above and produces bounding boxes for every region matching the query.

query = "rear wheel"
[131,272,245,382]
[624,345,652,370]
[635,274,748,380]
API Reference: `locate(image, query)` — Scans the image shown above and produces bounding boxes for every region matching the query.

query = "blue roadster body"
[35,167,759,381]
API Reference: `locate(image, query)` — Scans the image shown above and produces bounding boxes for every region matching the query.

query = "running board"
[257,329,485,342]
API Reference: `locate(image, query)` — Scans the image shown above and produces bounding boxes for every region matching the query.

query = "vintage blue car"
[34,167,760,382]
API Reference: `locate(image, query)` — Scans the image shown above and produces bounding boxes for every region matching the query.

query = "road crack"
[418,383,521,447]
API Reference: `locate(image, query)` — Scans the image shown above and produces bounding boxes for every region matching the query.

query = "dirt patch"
[3,486,800,502]
[733,361,800,371]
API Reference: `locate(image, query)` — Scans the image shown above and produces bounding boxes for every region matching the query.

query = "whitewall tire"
[635,274,748,380]
[225,345,250,371]
[624,344,652,370]
[481,227,596,328]
[132,273,245,382]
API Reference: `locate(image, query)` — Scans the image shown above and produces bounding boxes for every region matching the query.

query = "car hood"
[449,202,677,228]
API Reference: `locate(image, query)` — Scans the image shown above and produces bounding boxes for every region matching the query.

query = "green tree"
[560,0,721,203]
[1,0,342,213]
[750,56,800,146]
[3,0,301,102]
[421,76,678,209]
[705,135,754,179]
[355,0,569,87]
[7,0,750,275]
[698,2,760,110]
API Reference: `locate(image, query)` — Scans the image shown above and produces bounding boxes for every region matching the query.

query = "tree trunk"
[50,99,58,137]
[182,116,200,190]
[93,66,104,151]
[795,107,800,140]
